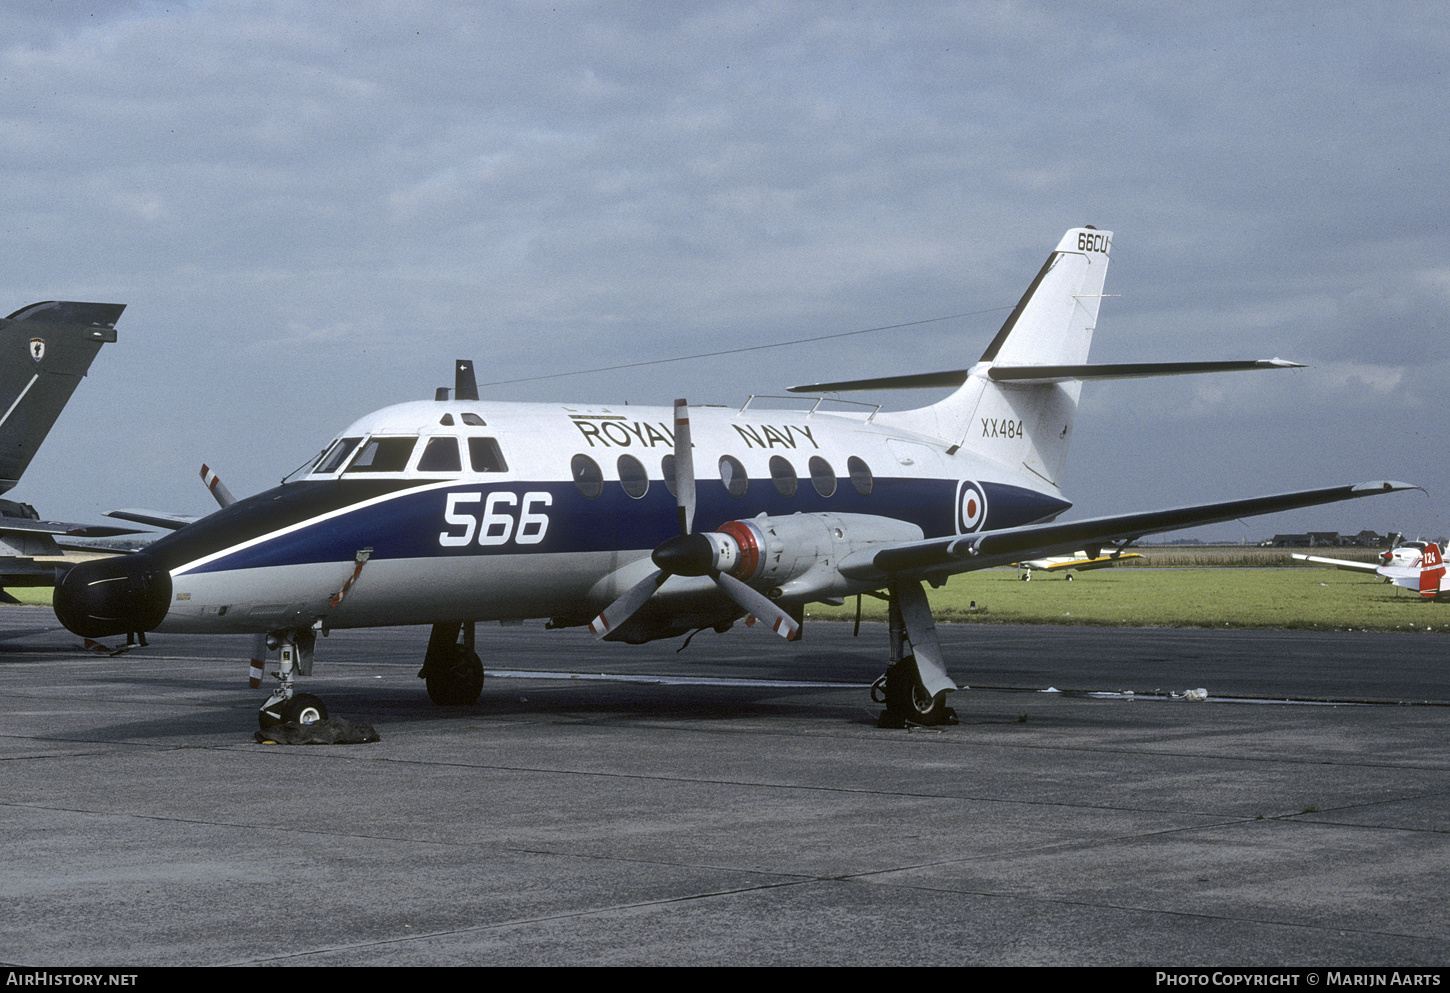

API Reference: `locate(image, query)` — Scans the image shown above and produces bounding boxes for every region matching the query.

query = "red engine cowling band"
[716,519,761,582]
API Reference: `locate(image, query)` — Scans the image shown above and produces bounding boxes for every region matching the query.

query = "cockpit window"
[461,413,486,426]
[417,437,462,472]
[315,437,362,474]
[344,437,417,473]
[468,437,508,472]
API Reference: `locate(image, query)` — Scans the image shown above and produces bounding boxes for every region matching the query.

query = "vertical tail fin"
[1420,543,1445,599]
[0,302,123,494]
[879,228,1111,488]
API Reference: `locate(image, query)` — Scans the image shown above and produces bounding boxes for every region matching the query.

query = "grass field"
[11,550,1445,633]
[806,566,1447,633]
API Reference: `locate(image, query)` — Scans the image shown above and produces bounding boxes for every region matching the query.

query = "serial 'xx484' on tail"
[54,227,1416,729]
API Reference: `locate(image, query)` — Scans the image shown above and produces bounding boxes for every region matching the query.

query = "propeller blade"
[589,568,667,639]
[199,464,236,508]
[715,572,800,641]
[673,398,695,535]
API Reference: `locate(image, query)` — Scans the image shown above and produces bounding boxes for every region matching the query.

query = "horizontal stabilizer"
[790,359,1302,393]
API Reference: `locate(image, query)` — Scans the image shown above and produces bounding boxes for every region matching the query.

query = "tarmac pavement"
[1,606,1446,966]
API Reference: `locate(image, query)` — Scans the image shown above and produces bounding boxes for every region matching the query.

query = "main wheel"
[881,656,957,727]
[425,646,484,706]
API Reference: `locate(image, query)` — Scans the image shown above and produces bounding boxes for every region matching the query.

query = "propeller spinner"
[588,399,801,641]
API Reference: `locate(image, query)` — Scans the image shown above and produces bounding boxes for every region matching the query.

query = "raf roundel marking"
[957,480,988,533]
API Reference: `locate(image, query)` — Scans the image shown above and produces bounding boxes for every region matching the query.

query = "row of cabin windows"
[571,452,874,500]
[310,434,874,503]
[313,435,509,476]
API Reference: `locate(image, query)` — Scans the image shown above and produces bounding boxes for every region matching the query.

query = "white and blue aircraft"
[52,228,1415,728]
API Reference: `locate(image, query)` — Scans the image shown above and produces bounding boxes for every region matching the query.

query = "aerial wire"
[476,306,1012,388]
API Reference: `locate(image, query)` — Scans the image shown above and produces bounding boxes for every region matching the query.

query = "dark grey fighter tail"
[0,302,124,494]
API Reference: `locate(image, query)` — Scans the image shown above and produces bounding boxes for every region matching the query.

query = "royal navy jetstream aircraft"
[0,302,137,600]
[51,229,1415,728]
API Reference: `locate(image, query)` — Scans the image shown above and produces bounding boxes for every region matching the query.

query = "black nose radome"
[54,554,171,638]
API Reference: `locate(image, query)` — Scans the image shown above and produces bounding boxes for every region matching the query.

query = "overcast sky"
[3,0,1446,544]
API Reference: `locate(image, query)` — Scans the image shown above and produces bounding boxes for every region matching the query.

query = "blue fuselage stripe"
[156,476,1068,576]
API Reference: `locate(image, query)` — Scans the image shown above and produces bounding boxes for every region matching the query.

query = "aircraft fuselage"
[125,397,1070,639]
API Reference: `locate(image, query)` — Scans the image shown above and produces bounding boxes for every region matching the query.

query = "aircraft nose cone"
[53,554,171,639]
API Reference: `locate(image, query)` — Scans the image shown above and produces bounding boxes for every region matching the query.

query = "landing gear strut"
[418,621,484,706]
[258,628,329,729]
[873,582,958,728]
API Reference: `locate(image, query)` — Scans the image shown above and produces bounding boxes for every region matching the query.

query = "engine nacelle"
[712,513,923,601]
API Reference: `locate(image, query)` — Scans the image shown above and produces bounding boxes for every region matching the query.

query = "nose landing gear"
[257,628,329,730]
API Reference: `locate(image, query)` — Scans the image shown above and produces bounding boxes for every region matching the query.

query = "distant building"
[1265,530,1397,548]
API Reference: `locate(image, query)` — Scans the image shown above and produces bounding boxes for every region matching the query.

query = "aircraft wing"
[106,509,204,531]
[0,518,144,538]
[1028,552,1143,572]
[840,481,1417,584]
[1290,553,1381,574]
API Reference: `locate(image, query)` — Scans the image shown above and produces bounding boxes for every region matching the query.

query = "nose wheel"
[257,628,330,730]
[259,692,329,729]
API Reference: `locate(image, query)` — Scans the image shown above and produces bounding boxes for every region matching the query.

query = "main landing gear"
[871,580,958,728]
[417,620,484,706]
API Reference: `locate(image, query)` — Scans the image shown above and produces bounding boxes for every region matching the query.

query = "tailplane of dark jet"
[0,302,140,601]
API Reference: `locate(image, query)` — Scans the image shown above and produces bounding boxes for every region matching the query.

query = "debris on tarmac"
[254,717,381,745]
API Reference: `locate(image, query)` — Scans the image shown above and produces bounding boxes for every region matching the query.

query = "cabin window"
[848,456,874,496]
[417,437,462,472]
[719,455,748,497]
[617,454,649,499]
[468,437,509,472]
[345,437,417,473]
[572,454,603,498]
[808,456,836,497]
[661,454,678,497]
[769,456,797,497]
[315,437,362,474]
[461,413,486,426]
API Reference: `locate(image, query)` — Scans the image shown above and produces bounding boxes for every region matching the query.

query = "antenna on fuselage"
[455,360,478,401]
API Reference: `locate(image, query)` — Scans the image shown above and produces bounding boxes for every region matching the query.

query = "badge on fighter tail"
[29,339,44,362]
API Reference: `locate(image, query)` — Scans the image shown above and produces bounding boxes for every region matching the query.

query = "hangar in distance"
[52,228,1415,728]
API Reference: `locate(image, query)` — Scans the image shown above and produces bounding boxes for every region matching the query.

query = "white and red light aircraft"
[1294,541,1448,600]
[52,228,1415,727]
